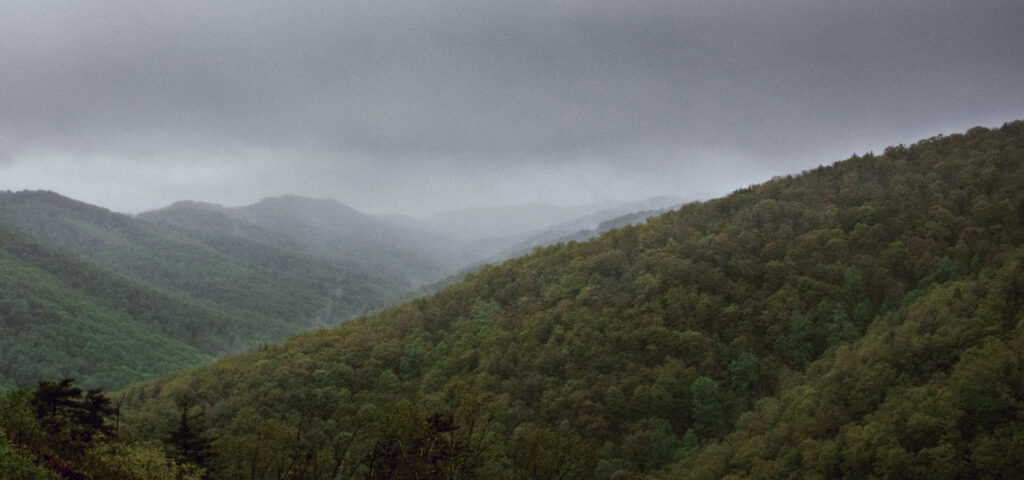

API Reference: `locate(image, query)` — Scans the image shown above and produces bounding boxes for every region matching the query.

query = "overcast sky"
[2,1,1022,215]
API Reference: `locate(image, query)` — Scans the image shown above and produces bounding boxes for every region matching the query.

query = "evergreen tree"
[71,388,115,443]
[31,378,81,422]
[165,396,215,471]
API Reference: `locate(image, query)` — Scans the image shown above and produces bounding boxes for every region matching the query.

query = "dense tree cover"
[232,196,475,286]
[0,438,53,480]
[7,122,1024,478]
[136,199,408,308]
[0,192,405,351]
[145,195,475,288]
[0,228,210,389]
[673,252,1024,479]
[0,222,244,347]
[0,193,412,389]
[0,379,204,479]
[106,121,1024,479]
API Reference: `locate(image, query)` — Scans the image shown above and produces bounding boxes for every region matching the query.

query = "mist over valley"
[1,1,1023,478]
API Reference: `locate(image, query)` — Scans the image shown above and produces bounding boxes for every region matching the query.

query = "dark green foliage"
[0,233,211,390]
[164,396,215,470]
[0,439,54,480]
[363,406,473,480]
[31,379,116,448]
[676,253,1024,479]
[60,121,1024,478]
[774,313,820,366]
[0,379,200,479]
[31,379,82,421]
[74,389,115,442]
[728,352,760,404]
[508,423,595,480]
[621,417,679,472]
[690,378,724,439]
[0,192,414,390]
[0,192,405,354]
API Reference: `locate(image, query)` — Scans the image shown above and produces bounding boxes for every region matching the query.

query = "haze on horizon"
[1,0,1022,216]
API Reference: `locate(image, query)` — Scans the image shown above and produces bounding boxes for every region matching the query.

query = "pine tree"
[31,378,81,422]
[164,396,215,471]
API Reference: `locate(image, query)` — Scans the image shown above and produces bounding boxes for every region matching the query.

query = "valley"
[3,122,1022,478]
[0,190,679,391]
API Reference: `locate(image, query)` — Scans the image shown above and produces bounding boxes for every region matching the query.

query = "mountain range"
[2,122,1023,479]
[93,122,1023,479]
[0,190,678,391]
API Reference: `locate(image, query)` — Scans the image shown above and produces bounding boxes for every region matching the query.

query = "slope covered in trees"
[419,196,684,265]
[0,378,204,479]
[0,225,210,389]
[104,122,1024,479]
[140,195,685,291]
[675,253,1024,479]
[486,205,678,264]
[142,195,476,288]
[0,192,404,353]
[6,121,1024,478]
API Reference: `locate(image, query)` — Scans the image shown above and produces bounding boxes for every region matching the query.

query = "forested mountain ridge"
[483,204,679,264]
[5,122,1024,479]
[0,192,407,391]
[0,224,211,390]
[143,195,475,288]
[141,195,685,291]
[420,196,685,265]
[0,188,678,396]
[0,191,403,336]
[104,122,1024,479]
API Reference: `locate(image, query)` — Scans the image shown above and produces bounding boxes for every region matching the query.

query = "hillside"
[420,202,610,241]
[106,122,1024,479]
[143,195,475,287]
[142,195,684,292]
[0,192,404,350]
[5,122,1024,479]
[416,196,685,264]
[484,203,680,264]
[676,254,1024,479]
[0,224,211,390]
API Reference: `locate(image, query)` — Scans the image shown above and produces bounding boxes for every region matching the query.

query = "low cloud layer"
[2,0,1022,214]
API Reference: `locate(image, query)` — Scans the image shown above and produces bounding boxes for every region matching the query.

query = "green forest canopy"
[0,193,409,390]
[3,121,1023,479]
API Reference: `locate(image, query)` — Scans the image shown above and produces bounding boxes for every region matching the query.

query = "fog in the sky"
[2,1,1022,215]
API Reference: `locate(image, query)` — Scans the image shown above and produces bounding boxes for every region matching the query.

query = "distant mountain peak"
[0,189,115,216]
[163,200,227,212]
[245,195,363,216]
[254,194,348,206]
[1,189,70,202]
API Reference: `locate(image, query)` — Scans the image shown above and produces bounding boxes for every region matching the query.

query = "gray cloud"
[1,0,1022,213]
